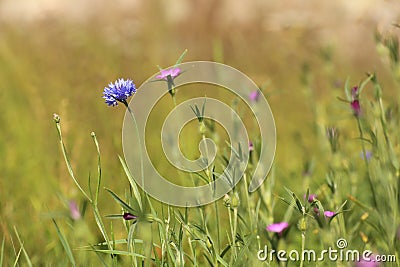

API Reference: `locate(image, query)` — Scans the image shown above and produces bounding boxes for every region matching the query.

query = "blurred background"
[0,0,399,263]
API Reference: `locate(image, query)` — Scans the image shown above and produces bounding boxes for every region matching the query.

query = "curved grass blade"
[13,227,32,267]
[105,188,137,214]
[52,220,76,267]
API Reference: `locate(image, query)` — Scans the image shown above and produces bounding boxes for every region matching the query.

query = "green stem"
[201,133,220,252]
[243,173,253,231]
[55,121,92,202]
[300,232,305,267]
[232,206,238,262]
[123,101,145,198]
[356,118,377,207]
[214,201,221,254]
[228,206,234,265]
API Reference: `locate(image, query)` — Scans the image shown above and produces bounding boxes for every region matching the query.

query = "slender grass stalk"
[91,132,102,205]
[54,118,91,202]
[0,236,4,267]
[227,202,234,264]
[242,173,253,231]
[54,117,116,261]
[13,227,32,267]
[356,118,377,207]
[201,133,221,253]
[299,231,305,267]
[12,248,22,267]
[122,101,145,196]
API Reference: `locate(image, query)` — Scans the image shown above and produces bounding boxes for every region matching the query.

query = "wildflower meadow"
[0,1,400,266]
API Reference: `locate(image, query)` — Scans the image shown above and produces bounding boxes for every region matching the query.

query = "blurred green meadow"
[0,0,399,265]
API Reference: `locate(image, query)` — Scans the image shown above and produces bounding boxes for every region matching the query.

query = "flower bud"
[231,192,240,208]
[223,194,231,207]
[53,113,60,123]
[298,217,307,232]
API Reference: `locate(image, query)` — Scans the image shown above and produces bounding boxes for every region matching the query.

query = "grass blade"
[12,248,22,267]
[52,220,76,267]
[174,49,188,67]
[91,132,102,205]
[0,236,4,267]
[13,227,32,267]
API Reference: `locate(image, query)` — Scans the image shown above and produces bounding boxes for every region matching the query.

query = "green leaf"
[105,188,137,214]
[88,249,146,258]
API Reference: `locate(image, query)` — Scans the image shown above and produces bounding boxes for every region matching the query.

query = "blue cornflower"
[103,78,136,106]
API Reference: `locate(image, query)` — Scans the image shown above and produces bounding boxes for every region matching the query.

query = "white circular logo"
[122,61,276,206]
[336,238,348,249]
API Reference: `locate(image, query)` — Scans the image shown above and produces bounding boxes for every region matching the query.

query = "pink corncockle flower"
[266,222,289,235]
[156,68,181,80]
[351,100,361,117]
[69,201,81,220]
[324,211,336,218]
[304,194,317,203]
[156,67,181,97]
[249,90,260,102]
[249,141,254,151]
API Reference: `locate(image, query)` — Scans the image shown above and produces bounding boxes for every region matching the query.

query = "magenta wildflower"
[123,212,137,220]
[351,100,361,117]
[304,194,317,203]
[249,141,254,151]
[324,211,336,218]
[249,90,260,102]
[266,222,289,234]
[355,253,380,267]
[156,67,181,80]
[156,67,181,96]
[69,201,81,220]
